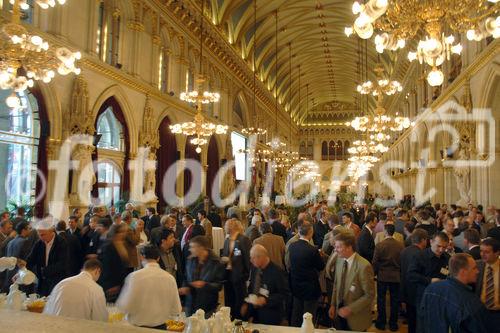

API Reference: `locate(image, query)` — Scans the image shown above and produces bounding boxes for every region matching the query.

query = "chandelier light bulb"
[451,44,463,54]
[6,93,20,108]
[345,27,354,37]
[397,39,406,49]
[195,147,202,154]
[352,1,363,14]
[427,67,444,86]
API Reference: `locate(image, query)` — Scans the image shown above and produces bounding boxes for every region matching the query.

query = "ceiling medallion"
[346,0,499,86]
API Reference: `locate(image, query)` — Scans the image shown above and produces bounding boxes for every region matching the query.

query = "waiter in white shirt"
[43,259,108,321]
[116,244,182,329]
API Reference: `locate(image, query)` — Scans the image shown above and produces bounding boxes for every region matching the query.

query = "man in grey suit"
[328,232,375,331]
[475,237,500,326]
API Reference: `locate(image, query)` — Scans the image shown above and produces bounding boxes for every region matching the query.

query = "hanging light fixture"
[346,0,499,86]
[346,63,413,139]
[171,0,227,153]
[0,0,80,107]
[242,0,267,137]
[266,9,286,151]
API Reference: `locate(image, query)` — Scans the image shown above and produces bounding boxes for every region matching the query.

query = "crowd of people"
[0,199,499,332]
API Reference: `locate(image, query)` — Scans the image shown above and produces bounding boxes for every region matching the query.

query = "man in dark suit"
[55,220,83,277]
[156,228,184,287]
[400,228,428,333]
[313,210,330,249]
[289,221,325,327]
[66,215,81,240]
[222,219,251,320]
[407,232,450,333]
[372,224,404,331]
[268,209,287,243]
[20,223,69,296]
[464,228,481,260]
[475,238,500,326]
[141,207,161,234]
[357,212,377,262]
[180,214,205,265]
[242,244,289,325]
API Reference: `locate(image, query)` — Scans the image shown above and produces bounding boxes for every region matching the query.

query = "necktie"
[338,259,348,306]
[485,266,495,309]
[253,268,262,295]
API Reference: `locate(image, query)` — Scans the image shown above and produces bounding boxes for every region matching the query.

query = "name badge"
[440,267,449,276]
[234,248,241,256]
[259,287,269,298]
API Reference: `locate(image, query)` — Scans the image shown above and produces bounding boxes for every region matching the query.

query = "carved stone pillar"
[127,0,144,76]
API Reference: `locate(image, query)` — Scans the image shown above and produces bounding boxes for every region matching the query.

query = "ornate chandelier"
[290,160,321,182]
[347,64,413,137]
[348,139,389,155]
[0,0,80,107]
[171,0,227,153]
[347,0,499,86]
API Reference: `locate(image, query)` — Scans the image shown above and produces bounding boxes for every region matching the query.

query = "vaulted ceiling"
[197,0,411,125]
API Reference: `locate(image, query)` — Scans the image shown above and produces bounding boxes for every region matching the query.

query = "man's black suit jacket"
[27,234,69,296]
[357,226,375,262]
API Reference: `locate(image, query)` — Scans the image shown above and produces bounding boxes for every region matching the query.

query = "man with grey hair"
[288,221,325,327]
[245,215,262,243]
[420,253,491,332]
[241,244,288,325]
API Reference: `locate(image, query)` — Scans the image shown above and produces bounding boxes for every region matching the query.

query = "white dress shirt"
[43,271,108,321]
[116,262,182,327]
[45,236,55,266]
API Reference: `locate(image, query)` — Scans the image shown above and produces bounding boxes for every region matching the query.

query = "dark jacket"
[57,232,84,277]
[27,234,69,296]
[270,220,287,243]
[246,262,289,325]
[487,226,500,243]
[142,214,161,233]
[420,278,492,333]
[208,212,222,228]
[407,248,449,306]
[97,240,129,301]
[313,220,330,250]
[467,245,481,261]
[181,224,205,264]
[400,244,422,303]
[357,226,375,262]
[289,238,325,300]
[222,234,251,283]
[372,237,404,283]
[65,227,81,240]
[3,236,31,292]
[184,253,225,316]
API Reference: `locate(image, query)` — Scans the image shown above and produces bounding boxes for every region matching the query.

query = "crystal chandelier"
[290,160,321,182]
[347,64,413,137]
[171,0,227,153]
[347,0,499,86]
[348,139,389,155]
[0,0,80,107]
[242,0,267,137]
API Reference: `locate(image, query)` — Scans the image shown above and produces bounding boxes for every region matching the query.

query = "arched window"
[328,140,335,160]
[307,140,314,159]
[336,140,343,160]
[96,107,124,151]
[96,161,121,205]
[321,141,328,160]
[344,140,350,160]
[158,47,169,93]
[0,89,41,209]
[299,141,306,157]
[96,0,121,66]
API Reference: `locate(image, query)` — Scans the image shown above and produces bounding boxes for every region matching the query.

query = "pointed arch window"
[158,48,170,93]
[321,141,328,160]
[96,107,124,151]
[328,141,335,160]
[96,161,121,205]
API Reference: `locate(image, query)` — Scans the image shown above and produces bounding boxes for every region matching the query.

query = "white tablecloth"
[212,227,225,256]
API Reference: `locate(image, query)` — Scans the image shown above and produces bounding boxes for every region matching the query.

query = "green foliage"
[6,198,33,219]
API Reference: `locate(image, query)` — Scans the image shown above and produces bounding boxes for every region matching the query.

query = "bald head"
[250,244,270,269]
